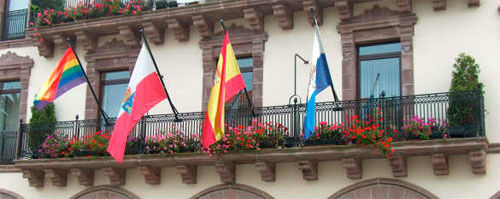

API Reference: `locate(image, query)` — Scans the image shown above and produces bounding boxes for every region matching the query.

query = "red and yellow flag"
[202,31,246,148]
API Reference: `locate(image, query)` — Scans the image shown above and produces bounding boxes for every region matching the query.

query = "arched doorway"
[71,185,140,199]
[329,178,438,199]
[0,188,24,199]
[191,184,274,199]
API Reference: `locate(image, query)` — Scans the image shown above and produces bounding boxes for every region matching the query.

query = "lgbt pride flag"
[34,47,86,110]
[202,31,246,148]
[107,43,167,163]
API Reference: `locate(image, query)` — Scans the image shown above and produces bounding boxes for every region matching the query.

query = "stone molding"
[14,138,490,187]
[255,161,275,182]
[337,5,417,100]
[0,51,33,122]
[138,166,161,185]
[70,185,140,199]
[389,155,407,177]
[190,183,274,199]
[84,39,139,119]
[328,178,439,199]
[70,168,94,186]
[0,39,33,50]
[102,167,126,186]
[44,169,67,187]
[491,190,500,199]
[199,25,268,110]
[0,188,24,199]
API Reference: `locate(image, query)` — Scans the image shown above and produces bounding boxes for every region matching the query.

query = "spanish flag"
[202,31,246,148]
[34,47,86,110]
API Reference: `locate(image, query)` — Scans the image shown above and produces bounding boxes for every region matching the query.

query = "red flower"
[319,121,327,126]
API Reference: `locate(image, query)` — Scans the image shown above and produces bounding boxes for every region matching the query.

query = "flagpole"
[310,7,340,103]
[138,28,181,122]
[219,19,256,116]
[66,38,110,126]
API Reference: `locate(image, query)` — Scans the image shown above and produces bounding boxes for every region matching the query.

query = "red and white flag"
[107,43,166,163]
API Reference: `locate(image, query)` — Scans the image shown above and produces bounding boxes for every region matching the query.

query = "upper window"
[358,42,401,99]
[101,71,130,119]
[225,57,253,113]
[0,81,21,131]
[2,0,28,40]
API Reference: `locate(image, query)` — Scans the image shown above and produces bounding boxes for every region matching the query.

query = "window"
[0,81,20,131]
[0,81,20,162]
[358,42,402,99]
[2,0,28,40]
[101,71,130,119]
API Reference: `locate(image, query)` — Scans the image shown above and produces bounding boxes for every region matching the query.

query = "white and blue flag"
[303,24,335,140]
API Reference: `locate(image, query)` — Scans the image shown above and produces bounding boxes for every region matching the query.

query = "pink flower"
[319,121,327,126]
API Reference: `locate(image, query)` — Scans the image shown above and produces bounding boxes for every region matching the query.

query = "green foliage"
[28,104,57,150]
[448,53,484,128]
[31,0,65,11]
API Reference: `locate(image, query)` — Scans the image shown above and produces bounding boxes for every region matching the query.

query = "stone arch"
[191,183,274,199]
[328,178,438,199]
[71,185,140,199]
[490,190,500,199]
[0,188,24,199]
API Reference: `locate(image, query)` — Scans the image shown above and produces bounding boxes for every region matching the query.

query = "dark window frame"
[99,70,130,119]
[356,41,402,99]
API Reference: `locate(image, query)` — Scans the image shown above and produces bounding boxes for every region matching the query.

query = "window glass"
[8,0,29,11]
[0,80,20,131]
[359,43,401,56]
[237,58,253,91]
[360,58,401,98]
[358,42,401,98]
[102,71,130,118]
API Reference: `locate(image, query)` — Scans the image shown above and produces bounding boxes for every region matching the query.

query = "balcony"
[5,90,493,187]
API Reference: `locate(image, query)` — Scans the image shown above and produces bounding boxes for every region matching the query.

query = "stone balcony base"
[14,138,491,187]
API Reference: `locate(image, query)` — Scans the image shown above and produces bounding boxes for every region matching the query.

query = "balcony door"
[0,81,20,163]
[2,0,28,40]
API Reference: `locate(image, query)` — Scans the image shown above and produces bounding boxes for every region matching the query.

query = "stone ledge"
[13,138,491,187]
[0,38,33,50]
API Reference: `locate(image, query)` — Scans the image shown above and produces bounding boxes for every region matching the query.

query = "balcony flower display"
[38,131,68,158]
[144,130,201,155]
[31,0,146,41]
[203,121,287,157]
[402,116,448,140]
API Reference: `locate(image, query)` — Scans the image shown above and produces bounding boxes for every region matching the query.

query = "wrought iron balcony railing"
[1,9,28,40]
[2,90,484,163]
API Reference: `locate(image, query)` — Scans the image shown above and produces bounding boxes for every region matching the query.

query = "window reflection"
[101,71,130,119]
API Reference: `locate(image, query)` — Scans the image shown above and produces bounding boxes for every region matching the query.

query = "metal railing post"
[139,116,147,154]
[75,114,80,138]
[477,88,485,137]
[16,119,23,159]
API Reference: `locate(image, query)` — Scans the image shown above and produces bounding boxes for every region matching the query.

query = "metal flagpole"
[219,19,256,116]
[310,7,340,104]
[138,28,181,122]
[66,38,110,126]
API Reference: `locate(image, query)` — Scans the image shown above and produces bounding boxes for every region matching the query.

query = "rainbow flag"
[34,47,86,110]
[201,31,246,148]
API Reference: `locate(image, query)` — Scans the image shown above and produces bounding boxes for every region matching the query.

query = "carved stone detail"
[244,8,264,32]
[432,153,449,175]
[102,168,126,186]
[71,168,94,186]
[432,0,446,11]
[272,3,293,30]
[176,165,197,184]
[303,0,322,26]
[255,161,275,182]
[76,30,97,52]
[166,18,189,42]
[396,0,412,12]
[44,169,67,187]
[297,160,318,181]
[342,158,362,179]
[335,0,352,21]
[0,51,33,124]
[350,5,399,23]
[118,25,139,46]
[192,15,213,38]
[215,162,235,184]
[51,34,71,50]
[35,39,54,58]
[138,166,161,185]
[22,170,44,188]
[467,0,480,7]
[142,22,164,45]
[469,150,486,174]
[389,155,407,177]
